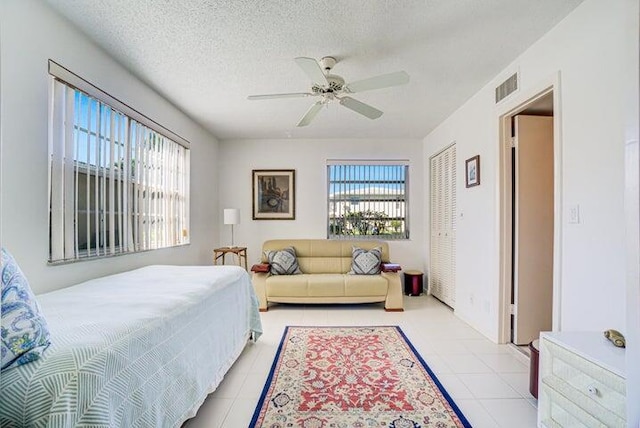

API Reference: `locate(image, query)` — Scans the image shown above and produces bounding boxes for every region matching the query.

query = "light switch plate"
[569,204,580,224]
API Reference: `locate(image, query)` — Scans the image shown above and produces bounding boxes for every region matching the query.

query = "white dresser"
[538,332,626,427]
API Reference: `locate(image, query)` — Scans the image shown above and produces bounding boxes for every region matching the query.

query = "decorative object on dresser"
[538,331,626,428]
[223,208,241,247]
[604,329,626,348]
[252,169,295,220]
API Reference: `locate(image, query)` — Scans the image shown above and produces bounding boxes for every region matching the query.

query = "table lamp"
[223,208,240,247]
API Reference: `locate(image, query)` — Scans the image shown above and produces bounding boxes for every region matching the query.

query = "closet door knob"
[587,385,599,396]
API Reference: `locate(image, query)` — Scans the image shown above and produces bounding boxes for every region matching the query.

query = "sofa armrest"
[251,271,269,311]
[381,271,403,311]
[251,263,270,273]
[381,263,402,273]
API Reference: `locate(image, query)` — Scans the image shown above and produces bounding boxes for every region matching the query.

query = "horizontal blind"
[327,161,409,240]
[48,77,190,263]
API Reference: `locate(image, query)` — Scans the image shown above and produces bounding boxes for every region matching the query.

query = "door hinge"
[510,137,516,148]
[509,304,515,315]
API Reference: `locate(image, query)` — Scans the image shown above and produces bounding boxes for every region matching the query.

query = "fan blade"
[339,96,383,119]
[297,101,324,127]
[294,57,329,86]
[344,71,409,93]
[248,92,314,100]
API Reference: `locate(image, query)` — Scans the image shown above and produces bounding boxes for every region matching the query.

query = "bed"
[0,264,262,428]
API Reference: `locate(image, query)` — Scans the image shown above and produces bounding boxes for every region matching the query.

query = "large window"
[327,161,409,239]
[48,62,190,263]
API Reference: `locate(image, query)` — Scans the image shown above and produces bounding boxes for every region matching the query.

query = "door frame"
[497,72,563,344]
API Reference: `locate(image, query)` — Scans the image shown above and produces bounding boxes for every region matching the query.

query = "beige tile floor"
[183,295,538,428]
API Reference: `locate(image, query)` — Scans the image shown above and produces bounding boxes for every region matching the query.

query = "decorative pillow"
[265,247,302,275]
[1,248,51,370]
[349,246,382,275]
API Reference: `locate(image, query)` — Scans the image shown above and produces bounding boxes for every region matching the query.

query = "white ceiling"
[45,0,583,141]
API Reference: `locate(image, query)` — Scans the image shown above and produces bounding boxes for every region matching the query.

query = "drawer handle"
[587,385,600,396]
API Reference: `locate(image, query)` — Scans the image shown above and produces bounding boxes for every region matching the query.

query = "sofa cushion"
[349,246,382,275]
[344,274,388,297]
[265,247,302,275]
[266,274,345,297]
[266,275,311,297]
[266,274,389,299]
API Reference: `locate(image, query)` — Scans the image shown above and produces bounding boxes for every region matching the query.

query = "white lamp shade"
[223,208,240,225]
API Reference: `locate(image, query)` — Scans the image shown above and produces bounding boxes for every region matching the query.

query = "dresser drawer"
[540,377,625,427]
[539,336,626,427]
[540,382,609,428]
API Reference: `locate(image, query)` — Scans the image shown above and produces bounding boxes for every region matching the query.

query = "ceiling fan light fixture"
[319,56,337,72]
[248,56,409,126]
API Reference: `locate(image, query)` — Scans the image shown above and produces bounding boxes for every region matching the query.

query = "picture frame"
[252,169,296,220]
[465,155,480,188]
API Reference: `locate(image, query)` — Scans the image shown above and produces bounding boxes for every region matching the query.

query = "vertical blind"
[327,161,409,239]
[48,77,190,263]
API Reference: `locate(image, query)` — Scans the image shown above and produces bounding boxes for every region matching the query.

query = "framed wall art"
[252,169,296,220]
[465,155,480,188]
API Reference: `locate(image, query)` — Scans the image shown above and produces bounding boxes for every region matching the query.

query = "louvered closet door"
[430,156,441,298]
[429,144,456,308]
[449,146,457,307]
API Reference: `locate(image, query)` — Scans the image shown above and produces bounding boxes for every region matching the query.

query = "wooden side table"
[213,247,248,270]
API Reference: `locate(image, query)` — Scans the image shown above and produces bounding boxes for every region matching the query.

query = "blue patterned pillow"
[349,246,382,275]
[265,247,302,275]
[1,248,51,370]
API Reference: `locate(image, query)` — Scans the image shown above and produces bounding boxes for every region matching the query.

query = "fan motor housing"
[312,74,345,94]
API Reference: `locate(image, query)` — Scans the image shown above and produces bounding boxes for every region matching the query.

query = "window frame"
[326,160,410,240]
[47,61,191,264]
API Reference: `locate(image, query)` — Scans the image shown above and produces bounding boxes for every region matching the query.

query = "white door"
[513,115,554,345]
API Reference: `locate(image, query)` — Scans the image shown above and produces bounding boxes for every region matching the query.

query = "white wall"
[423,0,638,341]
[218,138,424,271]
[0,0,220,294]
[623,1,640,423]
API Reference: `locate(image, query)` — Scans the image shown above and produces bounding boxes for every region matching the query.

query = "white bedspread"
[0,265,262,428]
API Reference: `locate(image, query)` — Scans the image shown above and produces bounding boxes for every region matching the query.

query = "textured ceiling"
[44,0,583,140]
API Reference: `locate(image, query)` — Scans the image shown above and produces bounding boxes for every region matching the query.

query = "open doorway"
[498,82,562,349]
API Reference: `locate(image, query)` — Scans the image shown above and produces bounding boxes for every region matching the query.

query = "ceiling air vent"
[495,72,518,103]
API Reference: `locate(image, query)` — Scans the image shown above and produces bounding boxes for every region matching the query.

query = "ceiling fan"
[247,56,409,127]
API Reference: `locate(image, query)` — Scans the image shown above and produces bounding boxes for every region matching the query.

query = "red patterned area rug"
[249,326,471,428]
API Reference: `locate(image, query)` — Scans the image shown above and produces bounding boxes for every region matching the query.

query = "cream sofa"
[251,239,403,312]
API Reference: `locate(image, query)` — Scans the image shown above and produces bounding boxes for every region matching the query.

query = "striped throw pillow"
[349,246,382,275]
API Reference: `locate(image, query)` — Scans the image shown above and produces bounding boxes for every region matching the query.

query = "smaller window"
[327,161,409,240]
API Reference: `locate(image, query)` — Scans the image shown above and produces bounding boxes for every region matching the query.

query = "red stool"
[403,270,424,296]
